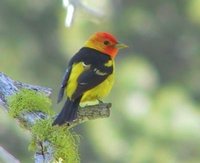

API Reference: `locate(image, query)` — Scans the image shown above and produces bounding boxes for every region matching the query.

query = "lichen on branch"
[30,119,80,163]
[7,89,80,162]
[8,89,53,118]
[0,72,111,163]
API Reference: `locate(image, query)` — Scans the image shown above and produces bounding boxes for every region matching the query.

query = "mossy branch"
[0,72,111,163]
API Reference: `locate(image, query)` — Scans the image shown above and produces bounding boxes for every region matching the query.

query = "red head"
[84,32,127,58]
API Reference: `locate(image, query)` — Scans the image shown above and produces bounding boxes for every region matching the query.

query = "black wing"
[71,65,113,100]
[57,66,72,103]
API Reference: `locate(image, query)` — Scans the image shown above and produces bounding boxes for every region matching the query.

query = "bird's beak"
[115,42,128,49]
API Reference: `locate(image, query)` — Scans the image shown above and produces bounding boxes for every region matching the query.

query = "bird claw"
[98,99,103,104]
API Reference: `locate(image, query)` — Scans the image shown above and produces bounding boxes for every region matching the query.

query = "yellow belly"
[81,73,114,102]
[65,62,114,102]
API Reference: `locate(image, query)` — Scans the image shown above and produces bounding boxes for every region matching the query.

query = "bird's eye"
[103,40,110,45]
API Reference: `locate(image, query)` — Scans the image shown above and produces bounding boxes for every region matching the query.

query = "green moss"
[8,89,53,117]
[30,119,80,163]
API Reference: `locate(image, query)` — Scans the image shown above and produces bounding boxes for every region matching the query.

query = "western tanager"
[53,32,127,125]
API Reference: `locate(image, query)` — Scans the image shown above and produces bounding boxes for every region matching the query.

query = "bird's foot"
[98,99,104,104]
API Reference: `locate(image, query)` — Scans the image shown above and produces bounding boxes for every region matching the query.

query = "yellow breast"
[81,73,114,102]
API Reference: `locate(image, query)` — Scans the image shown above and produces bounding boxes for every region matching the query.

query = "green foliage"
[8,89,53,117]
[30,119,80,163]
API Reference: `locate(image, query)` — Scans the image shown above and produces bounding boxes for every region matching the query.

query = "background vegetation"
[1,0,200,162]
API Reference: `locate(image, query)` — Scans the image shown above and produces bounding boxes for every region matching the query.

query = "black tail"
[53,97,81,125]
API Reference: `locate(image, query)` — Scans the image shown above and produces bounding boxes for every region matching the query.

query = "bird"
[53,32,127,125]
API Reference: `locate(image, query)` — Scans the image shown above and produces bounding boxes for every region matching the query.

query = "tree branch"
[0,146,20,163]
[62,0,104,27]
[0,72,111,162]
